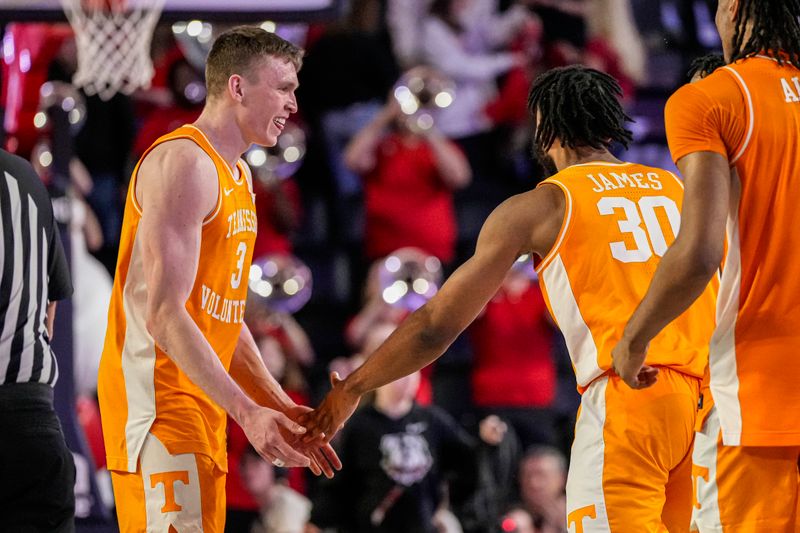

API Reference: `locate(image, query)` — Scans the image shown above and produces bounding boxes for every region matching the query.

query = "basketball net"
[60,0,165,101]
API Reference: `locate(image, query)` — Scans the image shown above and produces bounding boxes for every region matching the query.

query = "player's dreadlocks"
[730,0,800,66]
[527,65,633,155]
[687,54,726,81]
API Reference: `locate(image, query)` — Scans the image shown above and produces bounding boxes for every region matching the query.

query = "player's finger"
[639,366,659,380]
[330,371,342,387]
[275,412,307,435]
[309,447,335,479]
[271,441,310,468]
[306,453,323,476]
[640,365,659,376]
[257,448,276,464]
[294,413,312,428]
[320,443,342,471]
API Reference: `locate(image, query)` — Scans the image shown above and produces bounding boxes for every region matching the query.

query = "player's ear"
[729,0,741,23]
[228,74,244,102]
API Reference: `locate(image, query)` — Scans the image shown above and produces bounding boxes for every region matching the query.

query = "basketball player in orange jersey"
[303,65,717,532]
[612,0,800,530]
[97,27,339,531]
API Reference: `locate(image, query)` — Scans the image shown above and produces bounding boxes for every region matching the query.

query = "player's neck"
[193,104,249,170]
[556,148,621,171]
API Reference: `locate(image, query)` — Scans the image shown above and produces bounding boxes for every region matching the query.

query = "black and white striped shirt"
[0,150,72,386]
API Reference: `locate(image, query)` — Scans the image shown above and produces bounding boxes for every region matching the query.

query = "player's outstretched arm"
[303,185,565,441]
[138,141,309,469]
[229,323,342,477]
[613,151,729,388]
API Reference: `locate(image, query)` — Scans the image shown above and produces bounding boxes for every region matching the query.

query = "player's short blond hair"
[205,26,303,99]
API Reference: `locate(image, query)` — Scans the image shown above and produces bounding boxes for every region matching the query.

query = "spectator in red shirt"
[469,267,557,449]
[344,92,471,265]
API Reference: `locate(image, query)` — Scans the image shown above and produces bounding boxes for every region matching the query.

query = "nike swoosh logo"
[224,187,234,196]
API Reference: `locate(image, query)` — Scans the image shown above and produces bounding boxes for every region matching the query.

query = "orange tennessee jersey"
[98,125,257,473]
[536,162,717,391]
[666,56,800,447]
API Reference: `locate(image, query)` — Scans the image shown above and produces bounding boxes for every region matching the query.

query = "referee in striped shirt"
[0,149,75,531]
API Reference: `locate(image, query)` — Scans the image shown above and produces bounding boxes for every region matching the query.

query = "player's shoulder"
[140,138,215,181]
[493,181,565,223]
[668,68,741,110]
[136,138,218,214]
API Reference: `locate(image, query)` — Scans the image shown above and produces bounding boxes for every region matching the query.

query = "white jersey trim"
[540,254,602,387]
[536,179,573,273]
[721,66,754,165]
[121,230,158,472]
[708,201,743,446]
[566,377,612,531]
[690,405,723,531]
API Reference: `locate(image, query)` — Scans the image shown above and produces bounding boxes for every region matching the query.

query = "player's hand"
[286,405,343,479]
[611,337,658,389]
[239,404,311,468]
[303,371,360,444]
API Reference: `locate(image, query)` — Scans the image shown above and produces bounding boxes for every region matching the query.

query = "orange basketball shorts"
[690,405,800,533]
[566,367,700,533]
[110,432,226,532]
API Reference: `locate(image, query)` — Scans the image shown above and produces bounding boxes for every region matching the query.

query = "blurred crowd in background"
[1,0,721,531]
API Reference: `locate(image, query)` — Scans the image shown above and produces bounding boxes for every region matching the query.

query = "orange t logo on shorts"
[568,504,597,533]
[692,464,710,509]
[150,471,190,513]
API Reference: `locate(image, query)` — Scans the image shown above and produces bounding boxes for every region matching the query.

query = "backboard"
[1,0,342,22]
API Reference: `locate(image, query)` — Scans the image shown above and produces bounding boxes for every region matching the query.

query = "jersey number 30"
[597,196,681,263]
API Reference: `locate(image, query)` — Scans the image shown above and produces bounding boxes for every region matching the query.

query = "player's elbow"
[684,240,724,281]
[145,300,180,345]
[145,308,165,343]
[415,306,460,352]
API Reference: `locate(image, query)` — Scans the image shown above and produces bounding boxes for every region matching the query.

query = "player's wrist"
[341,374,366,399]
[621,319,650,354]
[231,394,260,427]
[623,332,649,356]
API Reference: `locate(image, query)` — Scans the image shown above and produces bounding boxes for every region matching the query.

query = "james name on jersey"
[586,171,664,193]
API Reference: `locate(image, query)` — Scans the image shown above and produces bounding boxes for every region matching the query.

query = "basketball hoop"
[60,0,165,101]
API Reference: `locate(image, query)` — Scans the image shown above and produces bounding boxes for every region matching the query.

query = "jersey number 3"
[597,196,681,263]
[231,242,247,289]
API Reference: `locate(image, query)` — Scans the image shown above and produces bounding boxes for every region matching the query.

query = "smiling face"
[236,55,299,147]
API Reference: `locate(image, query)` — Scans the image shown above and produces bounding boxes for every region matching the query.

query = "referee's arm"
[44,171,73,339]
